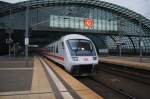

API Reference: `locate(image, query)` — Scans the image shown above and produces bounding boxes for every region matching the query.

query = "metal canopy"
[0,0,150,30]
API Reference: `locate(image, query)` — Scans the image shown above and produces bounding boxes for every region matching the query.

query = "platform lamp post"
[5,27,13,58]
[5,8,13,58]
[118,17,123,57]
[8,8,12,58]
[139,20,143,62]
[128,17,143,62]
[25,0,29,60]
[108,16,123,57]
[6,28,13,58]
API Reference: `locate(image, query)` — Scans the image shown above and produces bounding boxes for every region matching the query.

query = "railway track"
[77,64,150,99]
[97,63,150,86]
[77,76,136,99]
[40,56,150,99]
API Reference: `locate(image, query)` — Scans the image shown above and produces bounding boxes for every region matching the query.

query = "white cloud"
[101,0,150,19]
[2,0,150,19]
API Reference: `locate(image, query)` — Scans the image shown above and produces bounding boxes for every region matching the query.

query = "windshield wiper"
[74,47,79,56]
[90,43,94,52]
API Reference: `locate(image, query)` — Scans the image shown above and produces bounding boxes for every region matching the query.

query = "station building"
[0,0,150,55]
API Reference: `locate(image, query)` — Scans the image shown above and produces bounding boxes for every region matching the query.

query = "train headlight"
[93,56,97,60]
[72,57,78,61]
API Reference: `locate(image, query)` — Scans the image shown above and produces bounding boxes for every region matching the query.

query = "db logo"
[84,19,94,28]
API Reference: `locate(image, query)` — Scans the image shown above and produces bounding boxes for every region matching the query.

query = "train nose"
[78,57,93,64]
[72,56,78,61]
[93,56,97,60]
[70,56,98,64]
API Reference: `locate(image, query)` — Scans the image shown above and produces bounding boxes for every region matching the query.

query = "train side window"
[52,46,54,53]
[48,47,50,51]
[62,42,64,49]
[50,46,51,52]
[56,43,58,53]
[53,45,55,53]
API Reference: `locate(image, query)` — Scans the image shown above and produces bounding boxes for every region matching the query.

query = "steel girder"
[0,0,150,30]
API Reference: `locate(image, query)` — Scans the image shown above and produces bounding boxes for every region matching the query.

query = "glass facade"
[0,0,150,55]
[49,15,117,31]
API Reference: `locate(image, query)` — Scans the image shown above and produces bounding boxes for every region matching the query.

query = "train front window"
[67,39,96,56]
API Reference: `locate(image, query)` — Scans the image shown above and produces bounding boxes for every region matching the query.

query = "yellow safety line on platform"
[43,57,103,99]
[0,56,55,99]
[40,57,74,99]
[30,56,55,98]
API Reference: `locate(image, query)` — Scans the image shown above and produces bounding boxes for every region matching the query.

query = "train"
[41,34,98,76]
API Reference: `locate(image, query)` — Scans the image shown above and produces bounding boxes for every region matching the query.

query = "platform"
[99,56,150,71]
[0,56,103,99]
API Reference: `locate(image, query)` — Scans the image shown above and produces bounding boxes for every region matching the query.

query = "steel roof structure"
[0,0,150,55]
[0,0,150,30]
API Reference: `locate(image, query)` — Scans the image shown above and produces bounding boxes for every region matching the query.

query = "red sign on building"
[84,19,94,28]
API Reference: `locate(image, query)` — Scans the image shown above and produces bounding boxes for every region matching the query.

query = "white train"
[41,34,98,76]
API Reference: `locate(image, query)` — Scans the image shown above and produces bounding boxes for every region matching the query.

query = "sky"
[1,0,150,19]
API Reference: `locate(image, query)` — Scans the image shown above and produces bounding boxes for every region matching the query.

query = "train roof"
[45,34,90,47]
[61,34,90,41]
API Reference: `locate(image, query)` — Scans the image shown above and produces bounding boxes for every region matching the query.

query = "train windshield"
[67,39,96,56]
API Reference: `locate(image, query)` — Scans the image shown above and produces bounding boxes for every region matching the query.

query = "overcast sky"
[2,0,150,19]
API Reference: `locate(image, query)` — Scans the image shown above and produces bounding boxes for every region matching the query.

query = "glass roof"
[0,0,150,30]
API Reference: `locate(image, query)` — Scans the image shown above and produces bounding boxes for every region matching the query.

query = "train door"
[58,41,65,60]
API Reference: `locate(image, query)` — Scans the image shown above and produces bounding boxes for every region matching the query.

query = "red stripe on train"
[43,52,64,61]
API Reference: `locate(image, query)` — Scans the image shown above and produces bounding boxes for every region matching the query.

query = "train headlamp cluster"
[93,56,97,60]
[72,57,78,61]
[81,48,85,51]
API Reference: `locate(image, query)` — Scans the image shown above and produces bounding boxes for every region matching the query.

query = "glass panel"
[67,39,96,56]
